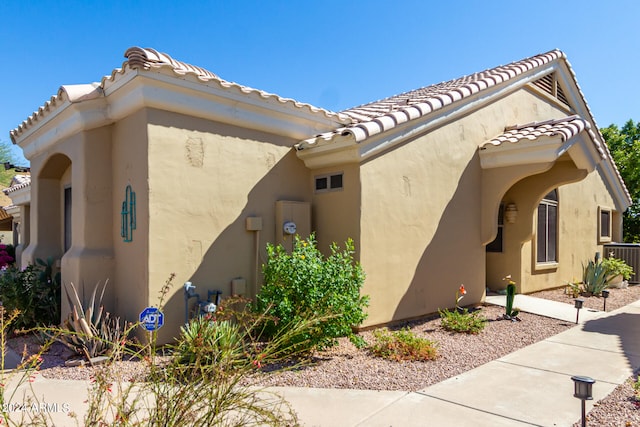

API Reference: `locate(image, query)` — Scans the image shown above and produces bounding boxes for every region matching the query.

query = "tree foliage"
[602,119,640,242]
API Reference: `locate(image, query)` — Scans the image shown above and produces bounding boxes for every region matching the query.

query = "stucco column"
[60,127,115,318]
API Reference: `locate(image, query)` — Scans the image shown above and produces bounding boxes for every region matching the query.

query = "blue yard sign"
[140,306,164,331]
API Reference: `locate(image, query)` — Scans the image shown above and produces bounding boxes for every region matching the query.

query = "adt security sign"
[140,307,164,331]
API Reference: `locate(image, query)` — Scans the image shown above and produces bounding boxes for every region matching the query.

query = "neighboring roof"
[10,47,350,144]
[3,174,31,195]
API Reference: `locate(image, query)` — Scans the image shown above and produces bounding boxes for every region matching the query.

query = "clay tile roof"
[124,47,220,80]
[3,174,31,195]
[337,50,563,142]
[483,115,597,147]
[11,47,349,143]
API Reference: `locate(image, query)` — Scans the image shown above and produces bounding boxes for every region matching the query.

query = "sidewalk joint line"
[412,392,545,426]
[494,359,623,386]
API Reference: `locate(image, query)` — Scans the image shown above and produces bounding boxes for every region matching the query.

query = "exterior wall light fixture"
[505,203,518,224]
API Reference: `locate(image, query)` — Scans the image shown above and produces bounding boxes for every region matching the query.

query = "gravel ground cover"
[6,285,640,425]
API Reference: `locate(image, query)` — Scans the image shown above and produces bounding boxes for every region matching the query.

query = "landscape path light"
[601,289,610,312]
[574,298,584,324]
[571,375,595,427]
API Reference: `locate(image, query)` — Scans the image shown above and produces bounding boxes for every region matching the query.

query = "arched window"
[537,189,558,263]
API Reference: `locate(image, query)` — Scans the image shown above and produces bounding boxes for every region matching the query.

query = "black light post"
[571,375,595,427]
[574,298,584,324]
[601,290,610,312]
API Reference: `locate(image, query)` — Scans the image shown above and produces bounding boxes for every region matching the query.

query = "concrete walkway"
[3,296,640,426]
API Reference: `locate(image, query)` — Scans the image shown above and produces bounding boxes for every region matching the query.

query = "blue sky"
[1,1,639,165]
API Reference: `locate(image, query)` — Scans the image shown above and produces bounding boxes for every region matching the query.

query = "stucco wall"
[312,163,361,255]
[112,109,150,326]
[357,87,585,326]
[519,167,619,293]
[145,109,310,341]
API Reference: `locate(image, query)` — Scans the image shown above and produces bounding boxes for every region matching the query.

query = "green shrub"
[370,328,438,361]
[0,263,60,330]
[602,256,634,280]
[254,234,369,352]
[439,308,487,334]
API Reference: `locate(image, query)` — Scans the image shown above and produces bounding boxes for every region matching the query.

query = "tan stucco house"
[8,47,630,340]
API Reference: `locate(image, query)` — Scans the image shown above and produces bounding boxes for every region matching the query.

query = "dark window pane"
[315,177,328,191]
[537,204,546,262]
[601,210,611,237]
[64,187,72,252]
[330,174,343,189]
[548,205,557,261]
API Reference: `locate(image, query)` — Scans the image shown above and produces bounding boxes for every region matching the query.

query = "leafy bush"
[582,260,616,294]
[0,244,14,269]
[254,234,369,352]
[370,328,438,362]
[0,262,60,330]
[439,308,487,334]
[602,256,634,280]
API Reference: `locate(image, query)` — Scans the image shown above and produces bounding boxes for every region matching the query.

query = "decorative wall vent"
[121,185,136,242]
[531,73,570,107]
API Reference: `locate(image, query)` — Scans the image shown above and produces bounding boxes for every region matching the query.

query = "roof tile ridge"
[505,115,583,131]
[120,47,351,123]
[341,49,563,120]
[341,50,564,140]
[124,47,220,80]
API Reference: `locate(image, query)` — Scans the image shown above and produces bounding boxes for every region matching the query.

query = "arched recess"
[485,161,587,290]
[480,116,603,291]
[22,153,72,264]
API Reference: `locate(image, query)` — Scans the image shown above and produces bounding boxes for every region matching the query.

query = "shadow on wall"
[152,119,311,342]
[581,312,640,374]
[393,154,485,322]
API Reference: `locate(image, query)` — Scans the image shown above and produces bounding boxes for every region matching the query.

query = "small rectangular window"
[315,177,328,191]
[315,172,343,193]
[599,207,612,243]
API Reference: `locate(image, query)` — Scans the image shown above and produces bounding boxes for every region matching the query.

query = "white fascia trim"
[356,65,559,162]
[106,72,344,140]
[600,160,632,212]
[7,187,31,206]
[554,63,631,210]
[4,205,20,218]
[479,136,565,169]
[18,97,109,159]
[296,135,360,169]
[480,133,600,172]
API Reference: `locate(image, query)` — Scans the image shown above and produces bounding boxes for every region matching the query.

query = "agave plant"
[582,260,616,295]
[58,280,127,360]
